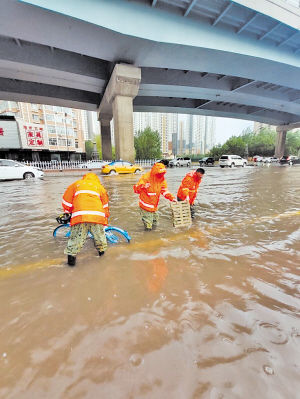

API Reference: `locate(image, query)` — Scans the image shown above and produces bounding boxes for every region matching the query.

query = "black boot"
[67,255,76,266]
[98,251,105,256]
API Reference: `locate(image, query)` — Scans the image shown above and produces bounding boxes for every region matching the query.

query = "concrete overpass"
[0,0,300,160]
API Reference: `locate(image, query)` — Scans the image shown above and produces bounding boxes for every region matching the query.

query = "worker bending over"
[134,163,176,230]
[62,173,109,266]
[177,168,205,218]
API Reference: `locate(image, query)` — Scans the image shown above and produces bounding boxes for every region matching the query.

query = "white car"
[0,159,44,180]
[219,155,247,168]
[78,160,108,169]
[169,157,191,167]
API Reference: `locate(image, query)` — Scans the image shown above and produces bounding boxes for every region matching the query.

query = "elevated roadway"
[0,0,300,159]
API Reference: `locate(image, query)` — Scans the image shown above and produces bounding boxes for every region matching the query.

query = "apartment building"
[133,112,178,155]
[0,101,86,161]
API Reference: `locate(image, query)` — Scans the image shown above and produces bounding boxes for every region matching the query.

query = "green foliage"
[247,128,277,156]
[134,127,162,159]
[85,140,94,160]
[95,135,102,159]
[286,130,300,156]
[208,127,280,159]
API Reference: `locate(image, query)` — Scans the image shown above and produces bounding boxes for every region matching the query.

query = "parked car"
[102,160,143,175]
[169,157,191,167]
[0,159,44,180]
[253,155,263,162]
[78,160,108,169]
[279,155,299,165]
[269,157,279,163]
[219,155,247,168]
[199,157,214,166]
[157,159,170,167]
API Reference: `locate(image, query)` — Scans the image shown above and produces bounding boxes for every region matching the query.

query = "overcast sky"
[215,117,254,144]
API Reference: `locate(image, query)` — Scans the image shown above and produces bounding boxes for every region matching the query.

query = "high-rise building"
[0,100,86,161]
[133,112,178,155]
[180,114,216,155]
[204,116,216,153]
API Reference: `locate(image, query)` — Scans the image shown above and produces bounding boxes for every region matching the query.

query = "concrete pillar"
[112,95,135,162]
[275,129,287,158]
[98,64,141,164]
[100,119,112,160]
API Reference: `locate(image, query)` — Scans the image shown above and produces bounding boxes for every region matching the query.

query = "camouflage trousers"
[64,223,107,256]
[139,208,159,230]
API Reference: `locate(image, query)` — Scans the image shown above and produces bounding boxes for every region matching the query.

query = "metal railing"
[135,159,155,167]
[24,161,106,170]
[24,159,156,170]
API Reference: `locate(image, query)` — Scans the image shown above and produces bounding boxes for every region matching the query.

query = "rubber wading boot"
[98,251,105,256]
[67,255,76,266]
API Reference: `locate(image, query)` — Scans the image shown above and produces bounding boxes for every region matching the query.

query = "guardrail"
[135,159,155,167]
[25,159,156,170]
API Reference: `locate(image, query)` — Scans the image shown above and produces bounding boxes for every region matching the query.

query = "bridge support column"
[275,128,287,158]
[98,64,141,164]
[100,118,112,160]
[112,95,135,163]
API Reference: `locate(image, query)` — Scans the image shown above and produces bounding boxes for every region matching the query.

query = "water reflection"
[0,166,299,398]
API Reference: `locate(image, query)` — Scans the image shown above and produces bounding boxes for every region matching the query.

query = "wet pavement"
[0,165,299,398]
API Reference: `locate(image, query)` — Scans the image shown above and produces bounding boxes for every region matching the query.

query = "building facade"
[177,114,216,155]
[0,101,86,161]
[133,112,178,156]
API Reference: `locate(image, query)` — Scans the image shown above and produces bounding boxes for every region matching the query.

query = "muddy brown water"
[0,165,299,398]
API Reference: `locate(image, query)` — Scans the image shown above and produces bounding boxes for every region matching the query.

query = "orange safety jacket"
[133,163,174,212]
[62,173,109,226]
[177,171,202,205]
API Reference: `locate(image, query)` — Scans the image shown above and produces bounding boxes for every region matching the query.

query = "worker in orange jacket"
[133,163,176,230]
[61,173,109,266]
[177,168,205,218]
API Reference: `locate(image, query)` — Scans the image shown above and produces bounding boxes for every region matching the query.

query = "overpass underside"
[0,0,300,160]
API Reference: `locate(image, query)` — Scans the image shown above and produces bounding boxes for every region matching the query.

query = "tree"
[286,130,300,156]
[209,127,279,159]
[134,127,162,159]
[85,140,94,160]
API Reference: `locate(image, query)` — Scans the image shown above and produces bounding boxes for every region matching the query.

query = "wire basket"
[170,201,192,228]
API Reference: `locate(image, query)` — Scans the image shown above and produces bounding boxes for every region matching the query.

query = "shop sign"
[24,125,44,147]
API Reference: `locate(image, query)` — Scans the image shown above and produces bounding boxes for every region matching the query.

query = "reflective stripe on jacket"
[133,163,174,212]
[177,171,202,205]
[62,173,109,226]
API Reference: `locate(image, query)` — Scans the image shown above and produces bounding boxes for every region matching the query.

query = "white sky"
[215,117,254,144]
[178,114,254,145]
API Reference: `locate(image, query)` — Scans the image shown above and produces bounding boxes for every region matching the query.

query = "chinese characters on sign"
[24,126,44,147]
[0,127,4,136]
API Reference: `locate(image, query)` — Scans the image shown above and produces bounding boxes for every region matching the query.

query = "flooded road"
[0,165,299,398]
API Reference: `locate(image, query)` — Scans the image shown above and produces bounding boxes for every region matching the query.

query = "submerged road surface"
[0,166,299,398]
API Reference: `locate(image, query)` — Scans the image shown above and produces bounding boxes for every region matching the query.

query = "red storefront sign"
[24,125,44,147]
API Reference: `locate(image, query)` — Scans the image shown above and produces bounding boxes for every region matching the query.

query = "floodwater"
[0,165,299,399]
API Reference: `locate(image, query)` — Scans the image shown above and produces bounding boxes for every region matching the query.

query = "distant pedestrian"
[61,173,109,266]
[133,163,176,230]
[177,168,205,218]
